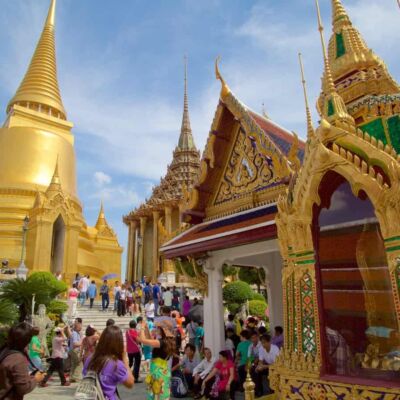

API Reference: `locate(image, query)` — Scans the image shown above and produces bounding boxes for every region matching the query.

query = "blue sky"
[0,0,399,277]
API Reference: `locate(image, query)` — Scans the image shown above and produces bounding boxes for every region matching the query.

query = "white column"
[263,252,284,330]
[203,259,225,357]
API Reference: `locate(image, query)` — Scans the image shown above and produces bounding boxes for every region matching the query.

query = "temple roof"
[7,0,66,119]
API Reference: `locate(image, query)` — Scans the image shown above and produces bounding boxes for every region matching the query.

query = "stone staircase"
[75,302,135,331]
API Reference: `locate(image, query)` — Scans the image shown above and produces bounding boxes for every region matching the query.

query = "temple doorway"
[51,215,65,275]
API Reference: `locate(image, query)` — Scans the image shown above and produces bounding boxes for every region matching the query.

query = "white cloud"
[94,171,112,186]
[89,185,141,209]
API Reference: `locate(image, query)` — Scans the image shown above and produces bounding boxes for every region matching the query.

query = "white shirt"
[113,286,121,296]
[192,357,216,379]
[145,302,155,319]
[163,291,173,307]
[258,344,280,365]
[79,277,89,292]
[120,289,126,300]
[248,342,263,359]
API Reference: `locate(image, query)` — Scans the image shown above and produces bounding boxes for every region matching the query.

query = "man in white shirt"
[113,281,121,313]
[192,347,215,398]
[78,275,90,306]
[253,334,280,396]
[145,298,155,321]
[163,287,173,307]
[248,331,263,363]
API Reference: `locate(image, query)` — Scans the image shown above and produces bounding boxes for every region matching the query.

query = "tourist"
[80,325,99,363]
[252,334,280,396]
[163,287,173,308]
[67,317,83,382]
[126,287,134,316]
[106,318,115,327]
[152,282,161,315]
[248,331,262,364]
[195,321,205,353]
[126,320,142,383]
[187,318,198,346]
[135,285,142,312]
[88,280,97,309]
[100,280,110,311]
[202,350,236,399]
[172,286,180,311]
[236,329,252,388]
[139,319,176,400]
[192,348,216,399]
[118,284,127,317]
[143,282,152,304]
[271,326,284,349]
[83,325,134,399]
[180,343,200,391]
[73,273,80,286]
[145,298,155,322]
[183,295,192,317]
[78,275,90,306]
[225,328,239,358]
[137,316,153,374]
[40,327,69,387]
[0,322,45,398]
[67,283,79,319]
[28,327,44,372]
[113,281,121,313]
[226,314,236,331]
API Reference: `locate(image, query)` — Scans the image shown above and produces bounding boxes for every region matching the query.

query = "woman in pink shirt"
[125,320,142,382]
[67,283,79,319]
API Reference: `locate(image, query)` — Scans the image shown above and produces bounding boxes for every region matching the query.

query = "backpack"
[74,371,106,400]
[170,371,188,398]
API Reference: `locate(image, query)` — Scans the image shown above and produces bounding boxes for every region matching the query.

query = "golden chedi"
[0,0,122,282]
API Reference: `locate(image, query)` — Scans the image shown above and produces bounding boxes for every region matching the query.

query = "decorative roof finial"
[96,200,108,231]
[7,0,66,119]
[298,53,314,139]
[178,55,196,151]
[315,0,335,94]
[46,155,61,193]
[215,56,230,100]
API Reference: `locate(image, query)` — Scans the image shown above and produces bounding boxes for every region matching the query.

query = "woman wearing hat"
[139,319,176,400]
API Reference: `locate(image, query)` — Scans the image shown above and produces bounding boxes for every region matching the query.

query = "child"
[195,321,204,354]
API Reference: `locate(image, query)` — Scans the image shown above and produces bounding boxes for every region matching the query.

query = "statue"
[32,304,54,357]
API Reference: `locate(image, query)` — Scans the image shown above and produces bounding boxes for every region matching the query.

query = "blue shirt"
[88,283,97,298]
[69,330,81,351]
[153,285,160,300]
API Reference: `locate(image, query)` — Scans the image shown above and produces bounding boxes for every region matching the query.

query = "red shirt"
[215,359,235,391]
[126,329,140,354]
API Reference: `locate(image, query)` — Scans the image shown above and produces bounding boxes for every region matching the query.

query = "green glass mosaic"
[335,32,346,58]
[360,118,387,145]
[300,272,316,354]
[292,274,298,352]
[388,115,400,153]
[327,99,334,117]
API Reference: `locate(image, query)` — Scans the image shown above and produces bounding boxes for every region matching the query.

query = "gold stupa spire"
[178,56,196,151]
[7,0,66,119]
[315,0,354,126]
[46,156,61,194]
[298,53,314,139]
[95,201,108,231]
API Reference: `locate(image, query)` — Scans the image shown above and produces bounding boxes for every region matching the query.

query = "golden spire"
[298,53,314,139]
[215,56,230,100]
[178,56,196,151]
[46,155,61,194]
[95,201,108,231]
[315,0,354,126]
[331,0,350,29]
[7,0,66,119]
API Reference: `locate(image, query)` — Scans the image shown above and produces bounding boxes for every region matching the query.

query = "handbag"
[75,371,105,400]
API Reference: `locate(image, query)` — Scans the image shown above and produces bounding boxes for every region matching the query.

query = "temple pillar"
[203,259,225,356]
[164,206,175,275]
[126,220,137,282]
[138,217,147,280]
[165,206,172,233]
[133,225,139,282]
[152,211,160,281]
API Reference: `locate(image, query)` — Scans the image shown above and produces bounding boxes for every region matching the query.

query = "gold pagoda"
[123,59,200,283]
[0,0,122,282]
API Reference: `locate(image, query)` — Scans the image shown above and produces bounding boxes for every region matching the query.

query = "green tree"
[223,280,253,304]
[222,264,238,280]
[0,299,18,325]
[0,272,67,322]
[238,268,265,291]
[248,300,268,319]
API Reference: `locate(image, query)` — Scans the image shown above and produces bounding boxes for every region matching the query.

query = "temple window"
[313,171,400,383]
[335,32,346,58]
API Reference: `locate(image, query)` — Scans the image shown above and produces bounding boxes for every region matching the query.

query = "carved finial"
[315,0,335,94]
[46,0,56,27]
[215,56,230,100]
[298,52,314,139]
[288,132,301,171]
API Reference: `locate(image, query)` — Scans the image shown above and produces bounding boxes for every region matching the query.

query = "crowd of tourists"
[0,276,281,400]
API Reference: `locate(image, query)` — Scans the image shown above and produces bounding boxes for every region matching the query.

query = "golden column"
[138,217,147,280]
[152,211,160,281]
[164,206,175,273]
[126,220,137,282]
